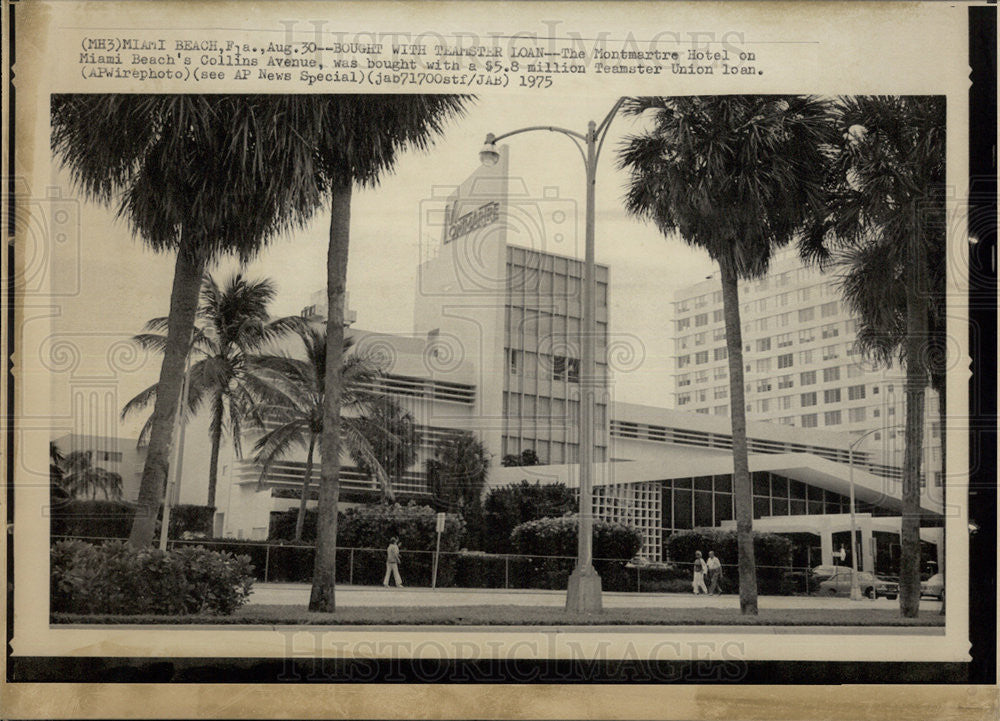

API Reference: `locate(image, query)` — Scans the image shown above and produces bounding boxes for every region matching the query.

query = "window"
[779,416,795,425]
[824,410,842,426]
[776,291,790,307]
[695,350,709,364]
[797,287,812,302]
[695,313,708,327]
[552,355,580,382]
[777,353,794,369]
[714,405,728,415]
[714,347,728,361]
[677,337,689,351]
[678,355,690,368]
[694,332,706,346]
[777,395,793,410]
[695,294,708,308]
[848,407,866,423]
[799,328,815,343]
[676,300,690,313]
[801,392,817,407]
[754,317,769,332]
[822,366,841,383]
[873,407,880,418]
[848,384,866,401]
[776,312,792,328]
[756,358,771,373]
[873,385,880,394]
[696,389,707,403]
[677,317,691,331]
[775,272,791,287]
[798,307,815,322]
[824,388,841,403]
[799,349,814,365]
[757,378,772,393]
[801,413,818,428]
[822,345,839,361]
[712,291,723,304]
[714,366,727,380]
[820,301,838,317]
[821,323,840,339]
[847,363,864,378]
[757,337,772,352]
[508,348,520,375]
[778,374,794,389]
[713,327,726,341]
[714,386,728,399]
[678,393,691,406]
[713,309,724,323]
[756,399,771,413]
[777,333,793,348]
[677,374,691,387]
[800,371,816,385]
[695,370,709,384]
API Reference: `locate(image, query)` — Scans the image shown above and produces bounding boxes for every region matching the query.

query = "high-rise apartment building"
[671,247,943,484]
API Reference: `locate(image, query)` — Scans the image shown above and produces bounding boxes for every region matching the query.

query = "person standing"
[692,550,708,595]
[383,536,403,588]
[706,550,723,595]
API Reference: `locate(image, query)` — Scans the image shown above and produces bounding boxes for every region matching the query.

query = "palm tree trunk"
[295,435,316,542]
[310,180,352,612]
[937,379,945,616]
[720,262,758,615]
[207,393,225,508]
[128,244,206,548]
[899,236,928,618]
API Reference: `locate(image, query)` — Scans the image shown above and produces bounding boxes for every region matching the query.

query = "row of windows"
[675,271,839,314]
[661,473,855,532]
[677,319,860,352]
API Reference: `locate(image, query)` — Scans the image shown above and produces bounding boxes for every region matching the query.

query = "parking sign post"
[432,512,445,589]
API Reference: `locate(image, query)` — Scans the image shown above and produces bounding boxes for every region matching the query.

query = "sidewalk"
[248,583,944,612]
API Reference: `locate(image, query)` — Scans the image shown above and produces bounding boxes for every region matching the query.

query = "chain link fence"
[52,535,827,594]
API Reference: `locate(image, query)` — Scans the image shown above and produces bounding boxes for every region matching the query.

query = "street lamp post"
[480,99,623,612]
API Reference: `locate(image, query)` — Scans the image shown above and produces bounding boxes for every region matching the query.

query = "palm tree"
[803,96,945,617]
[122,273,303,508]
[51,95,326,547]
[303,95,474,611]
[60,450,124,501]
[351,396,420,504]
[247,324,388,542]
[425,432,491,547]
[618,96,834,614]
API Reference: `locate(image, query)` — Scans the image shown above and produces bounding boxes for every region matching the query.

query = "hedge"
[509,515,643,591]
[51,539,254,615]
[482,481,577,553]
[664,530,794,595]
[335,503,466,587]
[51,501,216,540]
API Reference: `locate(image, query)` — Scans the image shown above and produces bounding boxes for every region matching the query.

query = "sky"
[49,94,718,439]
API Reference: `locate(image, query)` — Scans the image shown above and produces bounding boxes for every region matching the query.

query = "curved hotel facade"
[203,147,942,575]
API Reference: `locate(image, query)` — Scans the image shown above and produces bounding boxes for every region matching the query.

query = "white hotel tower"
[670,246,943,487]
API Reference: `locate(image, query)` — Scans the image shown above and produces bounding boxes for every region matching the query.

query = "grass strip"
[52,604,945,627]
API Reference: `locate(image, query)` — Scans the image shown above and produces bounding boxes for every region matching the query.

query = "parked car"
[813,565,899,599]
[920,573,944,600]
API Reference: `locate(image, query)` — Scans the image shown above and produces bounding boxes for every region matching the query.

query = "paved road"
[248,583,944,612]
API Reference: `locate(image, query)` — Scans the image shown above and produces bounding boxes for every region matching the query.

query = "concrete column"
[820,527,834,566]
[860,517,874,574]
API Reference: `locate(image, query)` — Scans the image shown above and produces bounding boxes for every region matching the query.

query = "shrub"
[663,530,794,595]
[50,540,254,615]
[336,503,466,586]
[168,505,215,538]
[268,508,319,542]
[52,499,136,539]
[509,515,643,590]
[482,481,576,553]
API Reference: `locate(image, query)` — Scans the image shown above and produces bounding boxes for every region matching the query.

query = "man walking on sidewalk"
[706,550,723,595]
[383,536,404,588]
